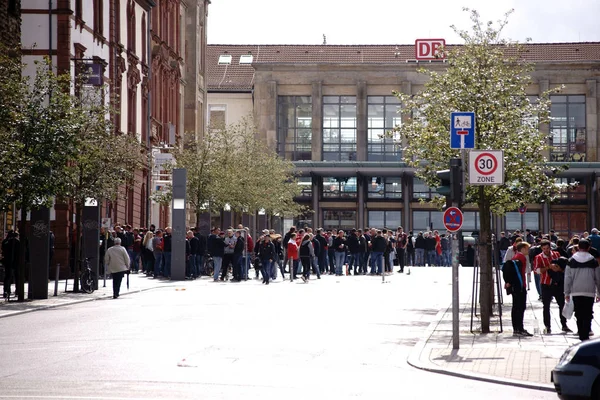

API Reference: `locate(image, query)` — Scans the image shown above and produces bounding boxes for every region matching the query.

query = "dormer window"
[239,54,253,64]
[218,55,232,65]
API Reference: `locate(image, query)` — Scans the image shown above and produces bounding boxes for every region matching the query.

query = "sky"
[207,0,600,45]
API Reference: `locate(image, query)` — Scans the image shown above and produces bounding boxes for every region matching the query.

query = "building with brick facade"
[208,42,600,239]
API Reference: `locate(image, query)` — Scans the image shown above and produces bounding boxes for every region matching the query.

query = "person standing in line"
[396,227,408,274]
[131,228,142,273]
[232,230,245,282]
[300,234,315,282]
[332,230,347,276]
[142,231,155,276]
[258,235,276,285]
[346,229,360,276]
[162,227,173,279]
[415,232,425,266]
[104,238,130,299]
[565,239,600,341]
[357,229,367,275]
[189,229,200,278]
[371,230,387,275]
[287,233,300,280]
[498,232,510,264]
[151,230,164,278]
[315,229,328,274]
[406,230,415,267]
[2,231,20,299]
[327,230,337,275]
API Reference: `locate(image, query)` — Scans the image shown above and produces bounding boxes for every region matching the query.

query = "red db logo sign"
[415,39,446,60]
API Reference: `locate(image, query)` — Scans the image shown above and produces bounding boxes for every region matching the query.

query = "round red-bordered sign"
[443,207,464,232]
[474,152,498,176]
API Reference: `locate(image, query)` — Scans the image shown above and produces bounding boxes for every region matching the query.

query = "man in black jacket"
[371,230,387,275]
[258,235,276,285]
[232,230,245,282]
[207,228,227,282]
[189,230,200,278]
[347,229,360,275]
[315,229,328,274]
[193,228,207,276]
[357,229,367,275]
[2,231,20,298]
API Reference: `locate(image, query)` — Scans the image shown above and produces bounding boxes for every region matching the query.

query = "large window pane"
[368,211,401,229]
[550,95,586,162]
[277,96,312,161]
[367,96,402,161]
[322,96,357,161]
[367,177,402,199]
[413,211,445,232]
[323,210,357,231]
[322,177,357,198]
[506,212,540,232]
[413,178,433,200]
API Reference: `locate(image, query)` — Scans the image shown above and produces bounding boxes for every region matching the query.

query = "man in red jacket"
[287,233,300,280]
[534,239,568,334]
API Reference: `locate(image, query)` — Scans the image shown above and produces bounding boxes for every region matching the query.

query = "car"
[552,338,600,400]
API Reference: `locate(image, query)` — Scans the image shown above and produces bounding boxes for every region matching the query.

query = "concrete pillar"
[311,82,323,161]
[171,169,187,281]
[586,79,598,162]
[539,80,550,160]
[357,174,365,228]
[403,175,410,231]
[312,175,320,228]
[356,81,367,161]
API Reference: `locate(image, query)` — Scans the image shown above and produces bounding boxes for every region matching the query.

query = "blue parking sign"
[450,112,475,149]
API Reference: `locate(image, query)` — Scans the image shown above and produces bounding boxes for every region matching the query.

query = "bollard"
[53,263,60,296]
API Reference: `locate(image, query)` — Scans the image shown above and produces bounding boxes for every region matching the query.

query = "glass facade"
[322,96,357,161]
[323,210,357,231]
[413,178,434,200]
[550,95,586,162]
[277,96,312,161]
[556,178,586,203]
[297,176,312,198]
[322,177,357,198]
[505,211,540,232]
[368,211,401,230]
[412,211,445,232]
[367,96,402,161]
[367,177,402,199]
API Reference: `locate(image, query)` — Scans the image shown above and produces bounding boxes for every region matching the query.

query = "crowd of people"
[500,228,600,342]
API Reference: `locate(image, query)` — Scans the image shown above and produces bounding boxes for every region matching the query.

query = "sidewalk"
[408,282,600,391]
[0,273,181,318]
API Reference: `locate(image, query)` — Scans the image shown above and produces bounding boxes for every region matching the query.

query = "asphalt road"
[0,269,557,400]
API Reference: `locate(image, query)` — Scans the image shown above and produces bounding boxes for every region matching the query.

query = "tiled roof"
[207,43,600,91]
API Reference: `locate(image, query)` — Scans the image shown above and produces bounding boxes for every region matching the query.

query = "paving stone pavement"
[409,277,600,391]
[0,272,179,318]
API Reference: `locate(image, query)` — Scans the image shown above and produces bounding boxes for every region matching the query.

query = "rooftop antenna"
[323,34,327,45]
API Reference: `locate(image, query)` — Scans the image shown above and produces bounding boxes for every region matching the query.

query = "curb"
[0,283,172,319]
[406,306,555,392]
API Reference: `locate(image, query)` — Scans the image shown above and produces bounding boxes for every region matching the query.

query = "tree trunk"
[17,208,27,302]
[196,211,201,231]
[478,187,494,333]
[73,202,83,293]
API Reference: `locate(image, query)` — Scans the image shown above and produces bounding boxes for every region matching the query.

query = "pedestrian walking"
[1,231,20,299]
[502,241,533,337]
[565,239,600,341]
[104,238,130,299]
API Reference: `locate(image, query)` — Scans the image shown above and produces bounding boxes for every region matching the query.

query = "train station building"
[207,42,600,238]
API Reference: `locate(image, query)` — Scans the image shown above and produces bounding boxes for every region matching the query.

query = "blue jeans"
[348,253,360,273]
[186,256,194,277]
[153,252,163,276]
[371,252,383,274]
[127,249,134,269]
[212,256,223,281]
[534,273,542,297]
[500,250,507,264]
[318,253,328,274]
[334,252,346,275]
[195,254,204,276]
[163,252,172,277]
[443,250,452,267]
[261,259,272,282]
[415,249,424,266]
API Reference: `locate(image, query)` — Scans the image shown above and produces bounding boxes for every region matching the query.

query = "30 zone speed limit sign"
[469,150,504,185]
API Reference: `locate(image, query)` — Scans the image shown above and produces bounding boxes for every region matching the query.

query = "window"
[322,177,357,198]
[93,0,104,36]
[412,211,445,232]
[505,212,540,232]
[551,211,587,240]
[239,55,253,64]
[277,96,312,161]
[322,96,357,161]
[75,0,82,20]
[323,210,357,231]
[556,178,586,203]
[413,178,434,200]
[127,1,136,53]
[218,55,232,64]
[208,104,226,129]
[367,96,402,161]
[141,14,146,64]
[550,95,586,162]
[297,177,312,198]
[368,211,401,230]
[367,177,402,199]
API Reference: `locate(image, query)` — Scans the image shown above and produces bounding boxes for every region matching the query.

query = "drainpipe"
[146,7,153,229]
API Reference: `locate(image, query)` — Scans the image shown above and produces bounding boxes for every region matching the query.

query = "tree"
[0,54,82,301]
[391,9,564,332]
[61,82,144,292]
[157,116,304,227]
